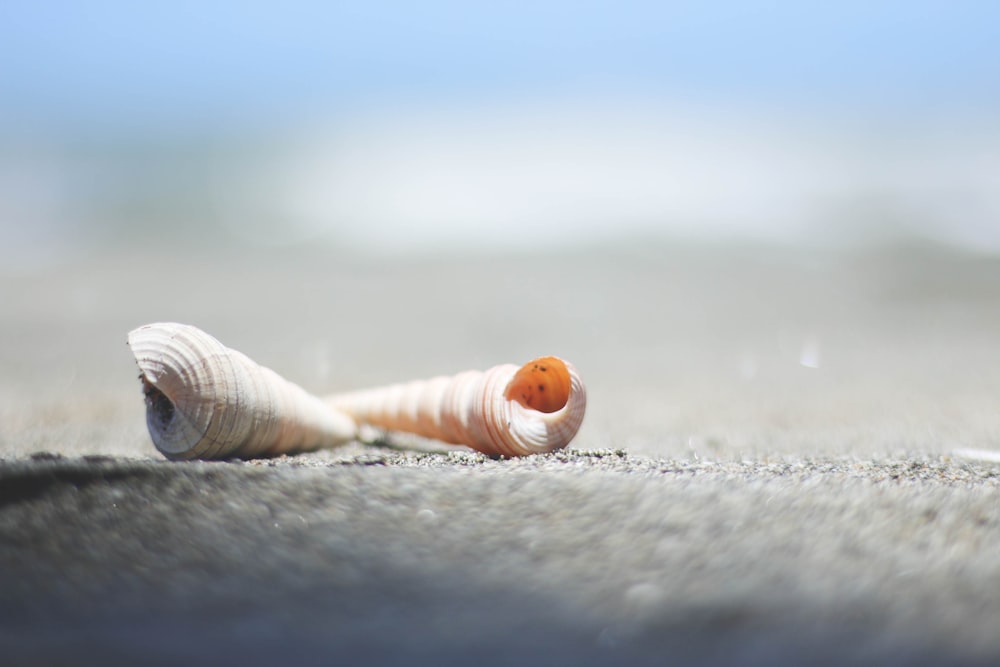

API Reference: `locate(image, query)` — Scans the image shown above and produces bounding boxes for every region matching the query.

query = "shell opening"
[141,376,176,433]
[504,356,571,414]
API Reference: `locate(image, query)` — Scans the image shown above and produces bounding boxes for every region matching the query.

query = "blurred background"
[3,1,1000,460]
[1,0,999,267]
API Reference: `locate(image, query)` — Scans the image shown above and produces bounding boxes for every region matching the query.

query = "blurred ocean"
[1,2,998,268]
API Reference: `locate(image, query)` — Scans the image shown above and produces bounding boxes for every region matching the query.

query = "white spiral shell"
[128,322,357,460]
[328,360,587,457]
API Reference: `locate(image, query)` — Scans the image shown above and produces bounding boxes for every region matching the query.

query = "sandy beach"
[3,241,1000,665]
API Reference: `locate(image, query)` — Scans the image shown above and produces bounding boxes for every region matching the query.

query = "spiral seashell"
[327,356,587,457]
[128,322,587,459]
[128,322,357,460]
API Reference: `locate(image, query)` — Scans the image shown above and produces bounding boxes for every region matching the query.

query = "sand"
[3,241,1000,665]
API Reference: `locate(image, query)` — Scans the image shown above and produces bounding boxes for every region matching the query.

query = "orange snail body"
[505,356,572,414]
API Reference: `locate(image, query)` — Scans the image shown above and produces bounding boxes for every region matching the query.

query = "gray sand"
[3,241,1000,665]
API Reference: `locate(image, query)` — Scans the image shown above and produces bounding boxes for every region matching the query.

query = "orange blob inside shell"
[504,356,571,413]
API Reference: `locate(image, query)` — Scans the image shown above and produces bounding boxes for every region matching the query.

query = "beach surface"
[3,241,1000,665]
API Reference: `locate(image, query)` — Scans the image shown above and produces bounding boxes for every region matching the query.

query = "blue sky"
[1,1,998,132]
[2,1,999,261]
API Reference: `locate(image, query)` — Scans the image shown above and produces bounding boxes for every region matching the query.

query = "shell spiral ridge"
[128,322,357,460]
[329,358,586,456]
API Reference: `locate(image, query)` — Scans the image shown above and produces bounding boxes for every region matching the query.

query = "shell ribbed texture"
[328,362,587,457]
[128,323,357,460]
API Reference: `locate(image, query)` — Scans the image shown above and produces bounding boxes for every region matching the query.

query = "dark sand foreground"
[3,241,1000,665]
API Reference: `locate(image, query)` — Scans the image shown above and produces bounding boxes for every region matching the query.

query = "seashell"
[128,322,587,460]
[127,322,357,460]
[327,355,587,457]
